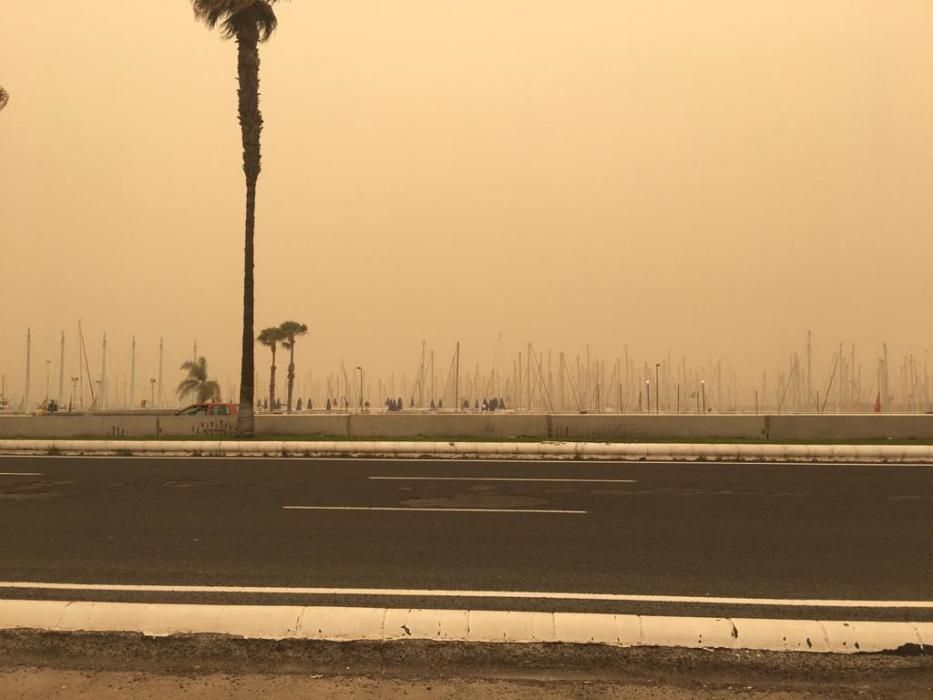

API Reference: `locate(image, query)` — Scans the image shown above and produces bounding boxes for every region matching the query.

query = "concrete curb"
[2,439,933,462]
[0,600,928,653]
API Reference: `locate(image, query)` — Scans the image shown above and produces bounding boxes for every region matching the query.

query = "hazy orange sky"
[1,1,932,404]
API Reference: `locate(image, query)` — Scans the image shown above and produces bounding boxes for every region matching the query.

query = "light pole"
[701,379,706,414]
[655,363,661,414]
[150,378,156,408]
[645,379,651,414]
[355,366,363,411]
[45,360,52,402]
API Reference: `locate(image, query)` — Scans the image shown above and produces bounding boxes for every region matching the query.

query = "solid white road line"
[0,472,42,476]
[282,506,587,514]
[368,476,637,483]
[1,581,931,609]
[3,454,929,468]
[0,599,928,652]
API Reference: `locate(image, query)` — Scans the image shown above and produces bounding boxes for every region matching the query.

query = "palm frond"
[176,379,200,400]
[177,356,220,403]
[192,1,279,42]
[257,326,285,347]
[191,1,255,29]
[180,357,209,382]
[197,381,222,403]
[225,2,278,41]
[278,320,308,342]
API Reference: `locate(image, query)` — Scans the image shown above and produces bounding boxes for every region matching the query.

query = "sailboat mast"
[100,333,107,410]
[23,328,31,413]
[419,340,425,408]
[130,336,136,409]
[158,337,164,408]
[58,331,65,404]
[455,342,460,410]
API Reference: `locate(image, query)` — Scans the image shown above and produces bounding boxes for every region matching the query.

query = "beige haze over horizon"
[1,1,932,406]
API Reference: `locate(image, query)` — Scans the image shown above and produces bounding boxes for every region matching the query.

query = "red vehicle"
[175,402,239,416]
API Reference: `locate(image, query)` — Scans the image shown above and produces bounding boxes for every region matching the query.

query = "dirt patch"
[0,630,930,699]
[3,666,909,700]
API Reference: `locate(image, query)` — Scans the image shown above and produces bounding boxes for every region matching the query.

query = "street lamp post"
[356,366,363,411]
[645,379,651,414]
[701,380,706,414]
[150,378,156,408]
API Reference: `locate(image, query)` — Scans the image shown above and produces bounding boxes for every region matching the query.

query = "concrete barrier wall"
[255,414,351,437]
[768,415,933,441]
[255,414,547,439]
[0,415,236,439]
[3,412,933,441]
[549,415,767,441]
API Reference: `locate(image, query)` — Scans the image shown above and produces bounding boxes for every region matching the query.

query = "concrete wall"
[2,412,933,442]
[255,413,547,439]
[767,415,933,441]
[0,415,236,439]
[549,415,767,441]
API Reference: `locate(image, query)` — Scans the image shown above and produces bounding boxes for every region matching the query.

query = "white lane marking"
[3,454,931,467]
[368,476,636,483]
[282,506,587,514]
[0,581,930,609]
[0,472,43,476]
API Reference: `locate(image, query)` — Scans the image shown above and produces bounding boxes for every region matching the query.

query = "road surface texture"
[1,456,931,696]
[0,456,931,620]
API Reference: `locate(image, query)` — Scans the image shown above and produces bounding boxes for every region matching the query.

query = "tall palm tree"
[177,356,222,403]
[257,326,285,409]
[191,0,282,435]
[279,321,308,412]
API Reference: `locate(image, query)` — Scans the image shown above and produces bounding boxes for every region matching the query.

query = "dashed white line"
[368,476,636,483]
[282,506,587,514]
[0,472,42,476]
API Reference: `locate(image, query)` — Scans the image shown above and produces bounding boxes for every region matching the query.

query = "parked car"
[175,402,238,416]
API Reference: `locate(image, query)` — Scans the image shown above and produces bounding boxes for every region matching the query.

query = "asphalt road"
[0,456,930,621]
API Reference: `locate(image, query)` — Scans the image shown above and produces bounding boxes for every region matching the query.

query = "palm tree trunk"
[287,343,295,412]
[269,346,277,409]
[235,22,262,436]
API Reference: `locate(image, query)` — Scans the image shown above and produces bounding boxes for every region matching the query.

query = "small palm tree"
[191,0,283,435]
[177,357,221,403]
[279,321,308,412]
[257,326,285,409]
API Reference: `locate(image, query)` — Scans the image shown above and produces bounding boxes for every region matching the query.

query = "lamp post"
[701,380,706,414]
[45,360,51,402]
[655,363,661,414]
[150,378,156,408]
[356,366,363,411]
[645,379,651,414]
